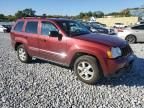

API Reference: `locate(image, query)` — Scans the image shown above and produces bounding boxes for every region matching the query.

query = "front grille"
[121,45,133,56]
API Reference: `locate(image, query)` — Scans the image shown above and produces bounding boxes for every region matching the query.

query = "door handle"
[43,39,46,42]
[25,36,28,39]
[40,39,47,42]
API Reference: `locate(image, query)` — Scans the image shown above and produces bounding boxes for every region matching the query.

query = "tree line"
[0,7,143,22]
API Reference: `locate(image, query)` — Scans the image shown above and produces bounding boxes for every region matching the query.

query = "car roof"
[17,17,73,22]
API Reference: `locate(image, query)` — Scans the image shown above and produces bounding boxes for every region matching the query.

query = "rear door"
[38,21,67,64]
[132,25,144,41]
[23,20,39,57]
[11,20,25,47]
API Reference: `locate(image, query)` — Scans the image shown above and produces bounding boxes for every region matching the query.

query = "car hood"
[74,33,127,47]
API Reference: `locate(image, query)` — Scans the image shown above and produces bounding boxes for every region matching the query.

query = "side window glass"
[25,21,38,34]
[132,25,144,30]
[141,25,144,30]
[41,22,58,36]
[14,21,24,32]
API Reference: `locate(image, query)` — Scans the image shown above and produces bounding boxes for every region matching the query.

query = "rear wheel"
[125,35,136,44]
[17,45,32,63]
[74,55,102,85]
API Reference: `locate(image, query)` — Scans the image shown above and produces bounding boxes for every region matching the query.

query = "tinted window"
[132,25,144,30]
[41,22,58,36]
[14,21,24,32]
[25,21,38,34]
[140,22,144,24]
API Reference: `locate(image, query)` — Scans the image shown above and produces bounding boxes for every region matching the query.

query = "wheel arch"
[69,52,103,75]
[15,42,24,51]
[125,34,137,42]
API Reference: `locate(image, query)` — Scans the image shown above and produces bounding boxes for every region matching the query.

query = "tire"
[125,35,136,44]
[17,45,32,63]
[74,55,102,85]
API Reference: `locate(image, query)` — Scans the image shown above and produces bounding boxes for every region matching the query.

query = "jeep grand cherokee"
[10,18,135,84]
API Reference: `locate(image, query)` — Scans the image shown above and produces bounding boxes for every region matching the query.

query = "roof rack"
[18,16,47,19]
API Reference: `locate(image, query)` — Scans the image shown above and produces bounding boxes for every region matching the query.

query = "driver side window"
[41,21,58,36]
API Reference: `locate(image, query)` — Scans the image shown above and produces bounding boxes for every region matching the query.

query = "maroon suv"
[10,18,135,84]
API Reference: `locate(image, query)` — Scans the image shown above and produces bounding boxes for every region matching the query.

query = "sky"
[0,0,144,16]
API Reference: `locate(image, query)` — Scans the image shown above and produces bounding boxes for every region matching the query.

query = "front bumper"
[103,54,136,77]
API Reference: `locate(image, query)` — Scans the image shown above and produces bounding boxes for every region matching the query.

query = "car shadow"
[31,57,144,87]
[97,57,144,87]
[31,58,71,70]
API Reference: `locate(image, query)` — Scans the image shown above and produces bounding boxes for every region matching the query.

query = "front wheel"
[125,35,136,44]
[17,45,32,63]
[74,55,102,85]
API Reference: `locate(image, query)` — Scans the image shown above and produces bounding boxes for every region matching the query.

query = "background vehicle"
[90,24,109,34]
[117,24,144,43]
[137,20,144,25]
[89,22,115,35]
[11,18,135,84]
[113,23,127,28]
[78,21,115,35]
[0,25,7,33]
[2,24,12,33]
[79,21,92,31]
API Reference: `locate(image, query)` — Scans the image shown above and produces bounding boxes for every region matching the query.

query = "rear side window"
[25,21,38,34]
[132,25,144,30]
[14,21,24,32]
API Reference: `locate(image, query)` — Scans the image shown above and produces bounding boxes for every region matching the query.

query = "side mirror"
[49,31,62,40]
[49,31,59,37]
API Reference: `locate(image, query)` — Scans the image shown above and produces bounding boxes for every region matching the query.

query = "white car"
[117,24,144,43]
[113,23,127,28]
[0,25,7,33]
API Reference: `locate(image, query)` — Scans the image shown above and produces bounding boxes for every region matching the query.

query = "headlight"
[107,47,122,58]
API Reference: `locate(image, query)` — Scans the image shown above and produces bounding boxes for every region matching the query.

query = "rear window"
[25,21,38,34]
[14,21,24,32]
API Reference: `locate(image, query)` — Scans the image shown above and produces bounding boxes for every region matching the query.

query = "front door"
[38,21,67,64]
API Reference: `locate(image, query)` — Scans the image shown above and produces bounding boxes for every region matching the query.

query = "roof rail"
[18,16,47,19]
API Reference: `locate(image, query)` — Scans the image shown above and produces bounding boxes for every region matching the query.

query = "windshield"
[56,21,91,37]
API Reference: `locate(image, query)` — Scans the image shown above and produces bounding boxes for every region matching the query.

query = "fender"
[14,37,28,51]
[65,44,109,72]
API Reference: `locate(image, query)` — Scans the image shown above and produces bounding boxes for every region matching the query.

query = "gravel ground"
[0,33,144,108]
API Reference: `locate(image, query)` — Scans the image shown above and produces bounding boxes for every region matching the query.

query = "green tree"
[79,12,85,19]
[93,11,104,18]
[92,12,98,17]
[96,11,104,18]
[0,14,5,21]
[42,14,47,18]
[23,8,36,17]
[87,11,93,17]
[15,11,24,18]
[120,9,131,17]
[15,8,36,18]
[107,12,120,17]
[7,15,16,21]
